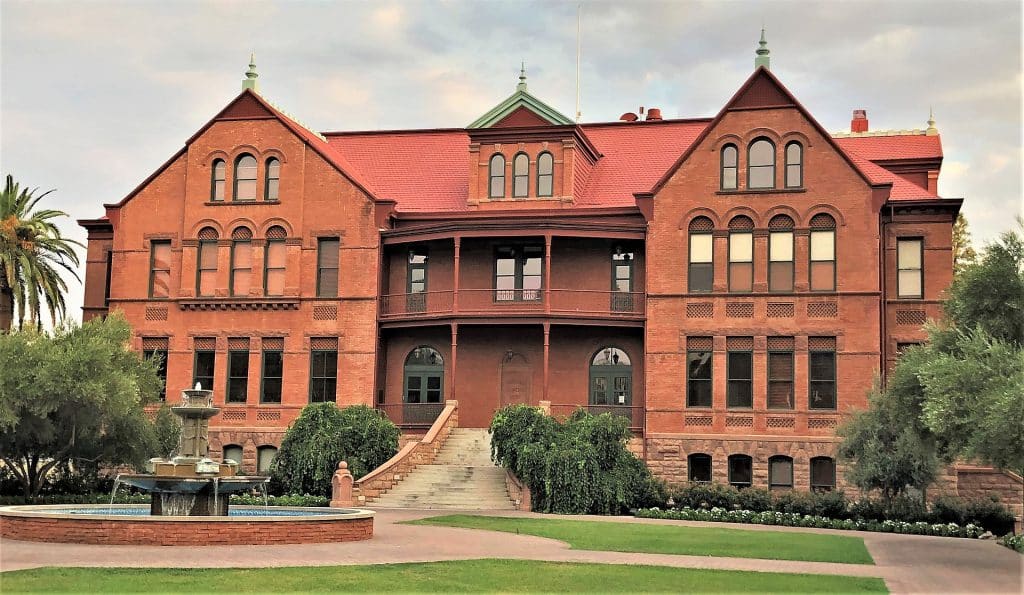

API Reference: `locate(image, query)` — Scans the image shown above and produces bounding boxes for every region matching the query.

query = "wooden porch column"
[450,323,459,400]
[452,235,461,313]
[544,234,552,313]
[542,323,551,403]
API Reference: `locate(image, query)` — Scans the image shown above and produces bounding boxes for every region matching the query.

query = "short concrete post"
[330,461,354,508]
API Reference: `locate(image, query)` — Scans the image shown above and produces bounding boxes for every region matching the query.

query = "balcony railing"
[375,402,445,428]
[548,403,644,431]
[380,289,645,319]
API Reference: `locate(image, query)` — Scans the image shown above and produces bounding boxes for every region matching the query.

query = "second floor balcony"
[380,288,645,320]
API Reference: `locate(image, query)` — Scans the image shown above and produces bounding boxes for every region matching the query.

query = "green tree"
[951,213,978,275]
[0,314,164,499]
[153,404,182,459]
[0,174,82,331]
[269,403,399,497]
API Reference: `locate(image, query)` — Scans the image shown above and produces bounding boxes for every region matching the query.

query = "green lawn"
[409,515,875,565]
[1,560,887,593]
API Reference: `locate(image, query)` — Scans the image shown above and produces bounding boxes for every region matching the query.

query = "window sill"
[204,200,281,206]
[716,188,806,196]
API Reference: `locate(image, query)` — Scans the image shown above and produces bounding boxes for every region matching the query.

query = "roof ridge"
[832,129,928,138]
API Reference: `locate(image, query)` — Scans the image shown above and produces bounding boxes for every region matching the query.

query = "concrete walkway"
[2,508,1021,594]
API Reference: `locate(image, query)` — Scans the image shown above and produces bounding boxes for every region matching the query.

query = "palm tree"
[0,174,82,331]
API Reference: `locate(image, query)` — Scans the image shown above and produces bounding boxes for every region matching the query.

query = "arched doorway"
[403,346,444,426]
[589,347,633,423]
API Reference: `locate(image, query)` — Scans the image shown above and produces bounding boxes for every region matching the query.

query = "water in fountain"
[159,493,197,516]
[109,474,122,511]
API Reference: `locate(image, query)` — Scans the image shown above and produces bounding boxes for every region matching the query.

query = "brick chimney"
[646,108,662,121]
[851,109,868,133]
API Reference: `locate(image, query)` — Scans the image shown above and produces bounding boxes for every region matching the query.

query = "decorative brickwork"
[767,417,796,428]
[725,302,754,318]
[766,336,795,350]
[807,301,838,318]
[684,415,713,427]
[687,336,713,350]
[141,337,169,350]
[686,302,713,318]
[808,336,837,350]
[313,304,338,320]
[227,337,250,350]
[220,409,246,422]
[256,409,281,422]
[725,416,754,427]
[766,302,794,318]
[896,310,927,325]
[726,336,753,350]
[808,417,838,430]
[194,337,217,350]
[145,306,168,321]
[262,337,284,350]
[310,336,338,350]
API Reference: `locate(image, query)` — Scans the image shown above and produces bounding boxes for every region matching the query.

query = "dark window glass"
[233,154,257,201]
[769,455,794,490]
[143,348,168,400]
[747,139,775,189]
[687,350,712,407]
[767,350,794,409]
[317,238,340,298]
[513,153,529,197]
[537,152,554,196]
[494,246,542,301]
[727,350,753,408]
[489,154,505,198]
[769,231,794,292]
[729,232,753,292]
[785,142,803,188]
[149,240,172,298]
[265,158,280,201]
[810,457,836,492]
[226,350,249,403]
[309,349,338,403]
[688,453,712,483]
[103,250,113,307]
[261,350,283,403]
[721,144,738,190]
[193,350,215,392]
[897,238,923,298]
[809,350,836,409]
[264,239,286,296]
[728,454,753,489]
[211,159,226,201]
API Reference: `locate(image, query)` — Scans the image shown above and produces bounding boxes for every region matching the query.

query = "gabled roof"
[834,134,943,161]
[467,75,574,129]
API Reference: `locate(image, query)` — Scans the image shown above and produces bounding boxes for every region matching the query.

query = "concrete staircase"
[371,428,516,510]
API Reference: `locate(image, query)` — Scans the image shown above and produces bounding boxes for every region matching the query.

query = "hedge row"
[0,492,328,507]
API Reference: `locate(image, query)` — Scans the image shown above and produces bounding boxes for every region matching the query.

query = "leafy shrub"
[1000,534,1024,553]
[270,403,399,497]
[772,490,817,516]
[809,490,849,519]
[670,483,739,510]
[736,488,772,512]
[883,494,930,522]
[961,497,1017,535]
[230,493,329,507]
[848,497,888,521]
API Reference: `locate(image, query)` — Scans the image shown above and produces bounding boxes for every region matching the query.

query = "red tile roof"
[834,134,943,161]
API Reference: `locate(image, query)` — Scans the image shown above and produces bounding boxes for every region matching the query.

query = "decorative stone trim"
[179,300,299,311]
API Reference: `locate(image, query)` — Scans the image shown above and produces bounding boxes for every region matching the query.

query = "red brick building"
[80,51,965,492]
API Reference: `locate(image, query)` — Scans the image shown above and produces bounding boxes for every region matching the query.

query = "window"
[767,341,794,410]
[494,246,542,301]
[747,138,775,189]
[513,153,529,197]
[589,347,632,407]
[103,250,113,307]
[686,343,713,408]
[142,339,169,401]
[537,152,554,196]
[728,454,753,489]
[488,153,505,198]
[721,144,738,190]
[784,142,803,188]
[688,217,714,292]
[264,226,287,296]
[226,344,249,404]
[768,215,794,292]
[688,453,712,484]
[316,238,340,298]
[728,217,754,292]
[407,247,428,312]
[233,154,257,201]
[810,214,836,291]
[211,159,226,201]
[260,347,283,404]
[897,238,923,298]
[611,248,634,312]
[196,227,218,297]
[222,445,243,466]
[727,342,753,408]
[149,240,172,298]
[256,446,277,473]
[404,346,444,404]
[809,337,836,409]
[810,457,836,492]
[309,339,338,403]
[193,339,216,392]
[769,455,794,490]
[230,227,253,297]
[264,158,280,201]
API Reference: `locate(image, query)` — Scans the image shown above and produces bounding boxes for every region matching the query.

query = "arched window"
[256,446,278,473]
[809,214,837,291]
[230,227,253,296]
[747,138,775,189]
[211,159,226,201]
[688,217,714,292]
[264,226,287,296]
[768,215,795,292]
[728,454,753,489]
[222,444,243,466]
[688,453,712,484]
[769,455,794,490]
[537,152,554,197]
[728,216,754,292]
[721,144,738,190]
[810,457,836,492]
[785,142,803,188]
[196,227,219,297]
[265,157,280,201]
[589,347,632,409]
[488,154,506,198]
[233,154,257,201]
[513,153,529,197]
[404,346,444,404]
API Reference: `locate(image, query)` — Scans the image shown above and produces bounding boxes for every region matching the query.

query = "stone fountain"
[116,384,269,516]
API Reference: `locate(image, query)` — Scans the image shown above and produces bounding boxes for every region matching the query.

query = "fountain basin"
[0,504,374,546]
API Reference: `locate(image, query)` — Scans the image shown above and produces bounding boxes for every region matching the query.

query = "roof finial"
[926,106,938,136]
[755,27,770,70]
[517,62,528,92]
[242,52,259,92]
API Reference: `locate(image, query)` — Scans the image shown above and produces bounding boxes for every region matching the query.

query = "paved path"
[2,508,1021,593]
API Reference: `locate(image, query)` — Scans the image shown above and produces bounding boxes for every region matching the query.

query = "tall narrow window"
[611,248,634,312]
[264,158,280,201]
[488,153,505,198]
[316,238,340,298]
[260,338,284,404]
[257,446,277,473]
[688,217,714,292]
[211,159,226,201]
[264,226,287,296]
[785,142,803,188]
[720,144,738,190]
[747,138,775,189]
[230,227,253,297]
[687,337,713,408]
[309,338,338,403]
[810,457,836,492]
[196,227,219,297]
[407,247,428,313]
[192,338,216,392]
[226,339,249,404]
[727,337,753,408]
[233,154,257,201]
[494,246,542,302]
[149,240,172,298]
[688,453,712,484]
[809,337,837,410]
[103,250,113,307]
[897,238,923,298]
[809,214,836,291]
[513,153,529,197]
[767,337,795,410]
[142,337,169,401]
[769,455,794,490]
[768,215,794,292]
[728,216,754,292]
[537,152,554,196]
[728,454,753,489]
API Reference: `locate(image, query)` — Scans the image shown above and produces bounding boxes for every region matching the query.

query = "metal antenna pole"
[575,4,582,122]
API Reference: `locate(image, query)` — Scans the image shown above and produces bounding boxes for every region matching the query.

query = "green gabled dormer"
[468,67,575,129]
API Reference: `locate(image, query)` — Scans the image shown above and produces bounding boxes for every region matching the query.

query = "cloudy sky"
[2,0,1021,322]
